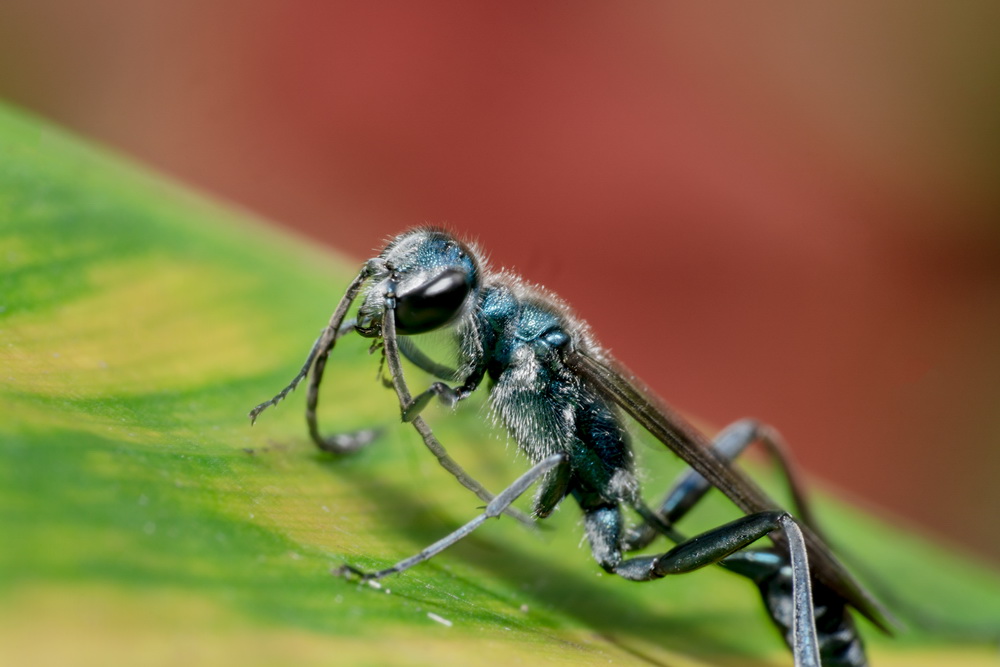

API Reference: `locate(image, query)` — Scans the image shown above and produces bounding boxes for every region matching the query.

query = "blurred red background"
[2,2,998,561]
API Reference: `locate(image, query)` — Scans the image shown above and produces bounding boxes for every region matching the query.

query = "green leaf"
[1,101,998,667]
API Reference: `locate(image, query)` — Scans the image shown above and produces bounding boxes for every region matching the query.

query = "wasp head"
[356,229,480,338]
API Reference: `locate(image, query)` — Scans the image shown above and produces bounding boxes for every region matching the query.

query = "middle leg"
[336,454,566,581]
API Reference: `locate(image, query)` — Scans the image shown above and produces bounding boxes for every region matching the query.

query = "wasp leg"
[396,336,458,380]
[393,339,482,422]
[380,305,536,528]
[625,419,819,552]
[302,262,382,451]
[336,454,565,581]
[250,320,355,424]
[291,320,391,455]
[586,505,821,667]
[249,318,384,455]
[532,458,572,519]
[722,550,867,667]
[400,381,465,422]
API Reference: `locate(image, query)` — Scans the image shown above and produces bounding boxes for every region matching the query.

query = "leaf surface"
[1,103,998,667]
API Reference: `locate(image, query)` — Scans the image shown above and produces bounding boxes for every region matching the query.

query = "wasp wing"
[565,348,894,633]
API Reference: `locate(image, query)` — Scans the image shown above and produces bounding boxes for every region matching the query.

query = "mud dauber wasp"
[250,228,893,666]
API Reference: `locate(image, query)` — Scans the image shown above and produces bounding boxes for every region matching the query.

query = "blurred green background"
[1,0,998,566]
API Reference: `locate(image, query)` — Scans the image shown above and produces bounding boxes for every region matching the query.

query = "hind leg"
[584,504,821,667]
[625,419,820,551]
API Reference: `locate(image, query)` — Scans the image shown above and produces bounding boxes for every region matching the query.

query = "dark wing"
[565,348,894,633]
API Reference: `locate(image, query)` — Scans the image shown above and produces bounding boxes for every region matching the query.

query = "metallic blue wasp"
[250,228,891,667]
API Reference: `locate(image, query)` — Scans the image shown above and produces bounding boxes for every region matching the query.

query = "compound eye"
[394,268,471,335]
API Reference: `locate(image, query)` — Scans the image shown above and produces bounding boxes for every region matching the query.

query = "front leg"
[248,320,356,425]
[380,304,535,528]
[249,319,383,455]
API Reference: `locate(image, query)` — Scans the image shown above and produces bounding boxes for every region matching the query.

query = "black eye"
[394,268,471,335]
